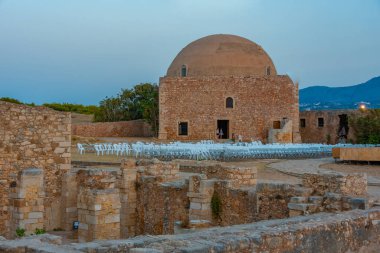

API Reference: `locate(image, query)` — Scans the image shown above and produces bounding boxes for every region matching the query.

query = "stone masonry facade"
[0,101,71,238]
[159,76,301,143]
[299,109,359,144]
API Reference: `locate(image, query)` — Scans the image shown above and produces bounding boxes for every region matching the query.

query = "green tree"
[94,83,159,136]
[349,109,380,144]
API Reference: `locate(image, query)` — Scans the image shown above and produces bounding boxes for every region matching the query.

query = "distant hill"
[300,76,380,111]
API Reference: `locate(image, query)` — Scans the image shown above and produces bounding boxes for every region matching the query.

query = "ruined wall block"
[10,168,45,237]
[76,169,121,242]
[120,159,138,238]
[137,159,180,181]
[0,101,71,236]
[303,172,367,196]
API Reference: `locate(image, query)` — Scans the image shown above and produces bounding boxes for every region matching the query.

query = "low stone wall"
[303,172,367,196]
[137,159,180,181]
[136,177,189,235]
[180,163,257,187]
[255,182,297,220]
[213,182,256,226]
[1,208,380,253]
[72,119,153,137]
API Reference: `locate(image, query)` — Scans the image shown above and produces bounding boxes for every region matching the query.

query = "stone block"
[308,196,323,205]
[288,203,318,213]
[290,197,307,203]
[190,202,202,210]
[28,212,43,219]
[105,214,120,224]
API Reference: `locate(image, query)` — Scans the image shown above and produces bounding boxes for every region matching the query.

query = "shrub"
[35,228,46,235]
[211,192,222,219]
[16,228,25,237]
[350,109,380,144]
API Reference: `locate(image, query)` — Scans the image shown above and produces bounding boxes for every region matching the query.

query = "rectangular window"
[318,117,324,127]
[300,118,306,128]
[178,122,188,136]
[273,121,281,129]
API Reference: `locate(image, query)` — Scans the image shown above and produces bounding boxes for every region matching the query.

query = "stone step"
[308,196,323,205]
[189,220,211,229]
[288,203,318,213]
[294,187,314,197]
[289,196,307,203]
[342,197,369,210]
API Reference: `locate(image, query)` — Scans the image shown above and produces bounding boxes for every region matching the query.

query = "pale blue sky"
[0,0,379,105]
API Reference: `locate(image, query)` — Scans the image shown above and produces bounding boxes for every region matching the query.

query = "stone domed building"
[159,34,301,143]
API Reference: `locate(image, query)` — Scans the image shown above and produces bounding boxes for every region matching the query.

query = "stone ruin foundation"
[0,158,379,252]
[1,101,379,252]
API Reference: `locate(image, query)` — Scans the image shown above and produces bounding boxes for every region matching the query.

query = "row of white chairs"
[77,143,132,156]
[77,141,375,160]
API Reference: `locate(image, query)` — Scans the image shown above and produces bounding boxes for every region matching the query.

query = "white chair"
[77,143,85,155]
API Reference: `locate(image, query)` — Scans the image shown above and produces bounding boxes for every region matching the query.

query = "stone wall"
[0,101,71,237]
[159,75,300,143]
[303,172,367,196]
[299,109,358,144]
[76,169,121,242]
[179,163,257,187]
[213,182,256,226]
[136,177,189,235]
[255,182,297,220]
[9,168,44,236]
[72,119,153,137]
[1,208,380,253]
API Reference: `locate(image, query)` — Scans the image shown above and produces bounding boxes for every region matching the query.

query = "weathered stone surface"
[0,208,380,253]
[0,101,71,237]
[300,110,359,144]
[303,172,367,196]
[159,75,300,143]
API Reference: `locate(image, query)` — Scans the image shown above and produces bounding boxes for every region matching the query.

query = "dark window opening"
[318,117,324,127]
[273,121,281,129]
[266,66,271,76]
[181,65,187,77]
[226,97,233,108]
[300,118,306,128]
[178,122,188,136]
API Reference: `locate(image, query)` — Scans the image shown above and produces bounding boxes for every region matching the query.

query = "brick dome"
[166,34,277,77]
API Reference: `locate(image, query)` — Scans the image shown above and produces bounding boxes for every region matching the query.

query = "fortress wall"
[72,119,153,137]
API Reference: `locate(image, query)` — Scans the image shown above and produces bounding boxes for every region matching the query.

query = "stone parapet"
[1,208,380,253]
